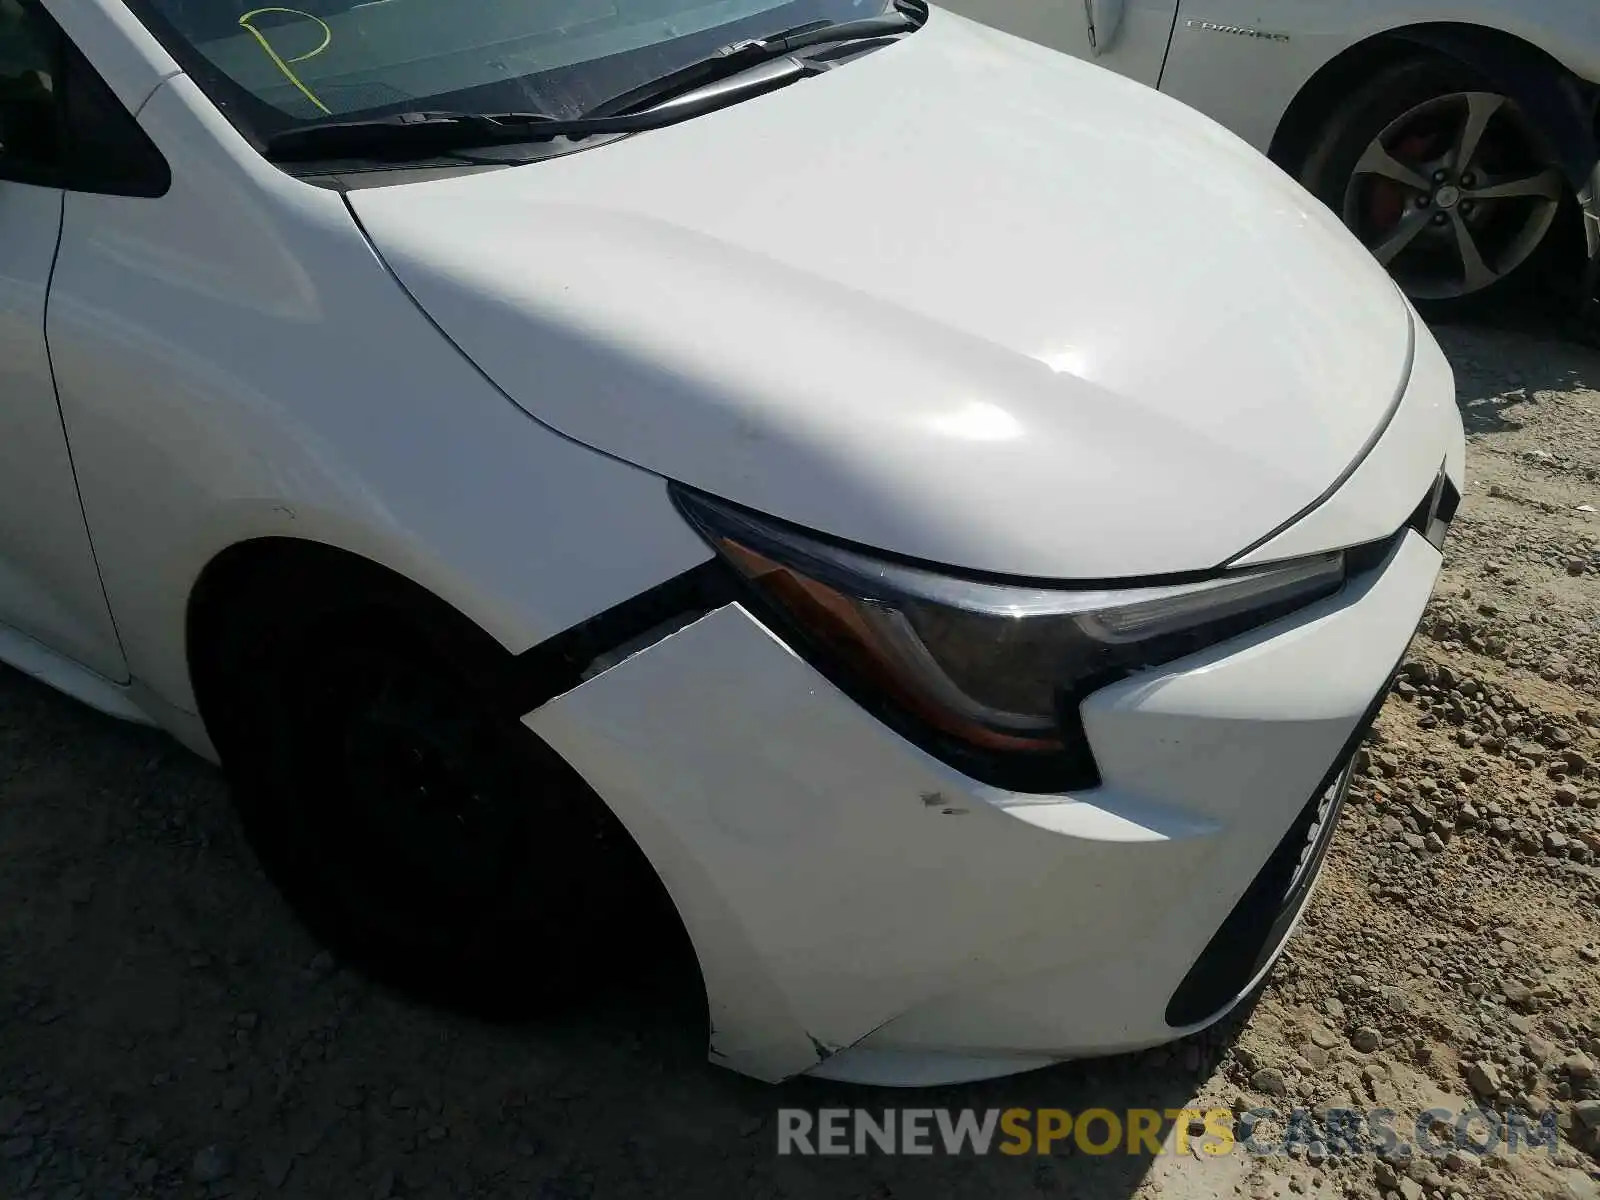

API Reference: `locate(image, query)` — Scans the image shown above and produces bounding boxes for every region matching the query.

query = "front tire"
[1300,56,1565,316]
[202,561,669,1012]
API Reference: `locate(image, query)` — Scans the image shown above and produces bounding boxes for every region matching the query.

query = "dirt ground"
[1,316,1598,1200]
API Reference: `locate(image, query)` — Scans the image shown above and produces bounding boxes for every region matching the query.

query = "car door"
[940,0,1181,86]
[0,0,125,681]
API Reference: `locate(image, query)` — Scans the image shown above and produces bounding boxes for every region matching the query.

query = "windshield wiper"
[267,108,569,163]
[581,5,922,119]
[264,4,921,164]
[264,61,803,163]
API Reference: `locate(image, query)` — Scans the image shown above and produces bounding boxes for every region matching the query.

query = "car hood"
[349,7,1414,579]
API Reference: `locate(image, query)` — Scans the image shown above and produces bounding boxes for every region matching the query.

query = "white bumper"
[524,526,1445,1086]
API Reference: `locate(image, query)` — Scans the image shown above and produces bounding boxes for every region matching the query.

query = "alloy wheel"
[1342,90,1561,301]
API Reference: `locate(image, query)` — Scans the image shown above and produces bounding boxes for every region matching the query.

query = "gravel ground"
[1,319,1598,1200]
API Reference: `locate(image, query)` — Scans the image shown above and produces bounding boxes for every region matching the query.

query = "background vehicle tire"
[197,551,679,1014]
[1300,55,1566,317]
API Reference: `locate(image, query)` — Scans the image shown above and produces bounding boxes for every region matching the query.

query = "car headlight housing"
[672,487,1347,792]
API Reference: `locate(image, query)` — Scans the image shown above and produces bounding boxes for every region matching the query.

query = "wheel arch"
[1269,23,1599,189]
[186,536,515,756]
[184,532,715,1021]
[185,532,727,743]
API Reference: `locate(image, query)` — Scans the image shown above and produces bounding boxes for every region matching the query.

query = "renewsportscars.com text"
[776,1106,1559,1157]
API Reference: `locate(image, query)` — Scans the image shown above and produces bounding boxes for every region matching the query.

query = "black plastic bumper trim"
[1163,646,1409,1029]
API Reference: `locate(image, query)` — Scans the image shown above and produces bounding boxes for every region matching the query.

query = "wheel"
[1301,56,1565,315]
[199,555,674,1012]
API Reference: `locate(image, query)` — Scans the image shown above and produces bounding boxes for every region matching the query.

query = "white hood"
[350,7,1414,579]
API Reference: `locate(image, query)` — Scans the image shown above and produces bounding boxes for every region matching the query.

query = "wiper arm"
[264,58,806,163]
[581,6,922,119]
[265,109,567,162]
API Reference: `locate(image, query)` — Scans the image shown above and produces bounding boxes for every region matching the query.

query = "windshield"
[126,0,889,141]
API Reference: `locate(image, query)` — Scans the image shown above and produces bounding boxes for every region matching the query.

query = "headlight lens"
[673,488,1346,790]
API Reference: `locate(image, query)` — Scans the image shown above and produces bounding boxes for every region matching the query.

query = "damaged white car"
[1,0,1462,1084]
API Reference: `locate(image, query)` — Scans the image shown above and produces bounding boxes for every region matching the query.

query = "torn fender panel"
[522,604,1224,1082]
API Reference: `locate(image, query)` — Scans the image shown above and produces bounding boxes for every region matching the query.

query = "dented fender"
[522,604,1230,1082]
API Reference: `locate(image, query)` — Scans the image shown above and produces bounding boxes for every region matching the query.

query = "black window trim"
[0,0,171,197]
[0,0,65,187]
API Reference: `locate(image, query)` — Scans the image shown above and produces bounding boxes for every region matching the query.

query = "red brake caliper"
[1368,130,1439,237]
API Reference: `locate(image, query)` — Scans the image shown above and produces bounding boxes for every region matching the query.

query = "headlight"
[672,487,1346,791]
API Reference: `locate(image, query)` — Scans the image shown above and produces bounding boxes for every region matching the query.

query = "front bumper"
[524,523,1446,1086]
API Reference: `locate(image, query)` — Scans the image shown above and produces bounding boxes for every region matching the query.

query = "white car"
[936,0,1600,313]
[2,0,1462,1086]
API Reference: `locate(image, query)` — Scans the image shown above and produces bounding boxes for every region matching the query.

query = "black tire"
[1300,55,1565,318]
[198,550,674,1013]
